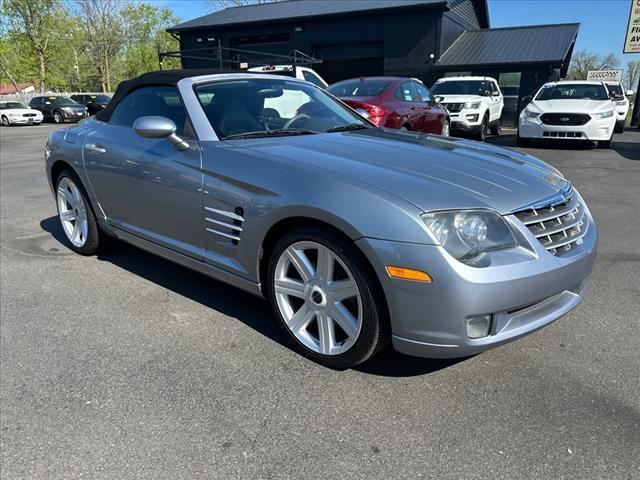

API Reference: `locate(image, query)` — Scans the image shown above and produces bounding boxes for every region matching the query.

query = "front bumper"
[449,110,484,132]
[519,114,615,141]
[356,208,597,359]
[6,116,42,125]
[61,110,88,121]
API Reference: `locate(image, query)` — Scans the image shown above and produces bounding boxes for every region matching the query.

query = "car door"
[393,81,420,129]
[83,85,205,260]
[488,81,503,122]
[413,81,441,133]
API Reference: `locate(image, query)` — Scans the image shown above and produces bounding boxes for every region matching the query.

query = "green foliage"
[0,0,180,92]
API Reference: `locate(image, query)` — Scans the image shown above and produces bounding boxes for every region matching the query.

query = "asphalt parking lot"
[1,123,639,479]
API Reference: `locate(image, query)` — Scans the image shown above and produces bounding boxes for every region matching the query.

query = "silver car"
[45,71,597,369]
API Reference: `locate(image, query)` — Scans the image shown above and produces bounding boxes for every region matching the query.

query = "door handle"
[85,143,106,154]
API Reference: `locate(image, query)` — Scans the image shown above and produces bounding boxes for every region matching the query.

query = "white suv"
[431,76,504,141]
[247,65,328,88]
[604,81,634,133]
[518,80,616,148]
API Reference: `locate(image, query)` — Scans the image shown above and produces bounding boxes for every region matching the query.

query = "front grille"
[540,113,590,126]
[22,113,37,117]
[441,102,463,113]
[543,131,583,138]
[514,192,588,255]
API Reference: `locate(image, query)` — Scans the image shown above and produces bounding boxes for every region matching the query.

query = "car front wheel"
[267,227,389,369]
[441,120,450,136]
[53,111,63,123]
[477,114,488,141]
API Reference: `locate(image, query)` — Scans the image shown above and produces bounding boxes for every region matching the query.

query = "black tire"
[1,115,10,126]
[53,111,63,124]
[55,170,103,255]
[516,133,531,147]
[490,116,502,136]
[477,114,488,141]
[614,121,624,134]
[597,139,611,149]
[267,226,390,369]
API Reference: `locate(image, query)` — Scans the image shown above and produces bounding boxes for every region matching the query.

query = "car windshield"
[431,80,488,96]
[605,84,623,96]
[0,102,26,109]
[535,84,608,101]
[195,78,370,140]
[53,97,78,105]
[91,94,111,103]
[327,79,392,97]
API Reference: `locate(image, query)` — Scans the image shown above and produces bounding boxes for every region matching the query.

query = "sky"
[160,0,640,71]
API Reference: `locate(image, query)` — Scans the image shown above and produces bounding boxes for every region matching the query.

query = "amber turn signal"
[385,266,433,282]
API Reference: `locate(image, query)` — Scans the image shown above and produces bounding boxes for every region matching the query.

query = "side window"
[490,82,500,95]
[414,82,432,102]
[394,82,418,102]
[109,86,193,138]
[302,70,326,88]
[30,97,42,106]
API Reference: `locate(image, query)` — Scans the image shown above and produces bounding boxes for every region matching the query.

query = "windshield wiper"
[222,128,316,140]
[325,123,370,133]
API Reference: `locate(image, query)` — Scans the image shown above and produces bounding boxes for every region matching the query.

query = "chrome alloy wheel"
[57,177,88,248]
[441,121,450,136]
[274,241,363,356]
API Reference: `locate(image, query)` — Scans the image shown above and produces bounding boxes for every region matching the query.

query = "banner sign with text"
[624,0,640,53]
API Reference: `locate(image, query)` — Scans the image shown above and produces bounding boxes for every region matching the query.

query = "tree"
[623,61,640,92]
[567,49,621,80]
[1,0,61,92]
[74,0,126,92]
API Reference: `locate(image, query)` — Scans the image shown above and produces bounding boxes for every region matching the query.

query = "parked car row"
[0,93,112,126]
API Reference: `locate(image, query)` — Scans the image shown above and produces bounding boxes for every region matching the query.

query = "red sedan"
[327,77,450,135]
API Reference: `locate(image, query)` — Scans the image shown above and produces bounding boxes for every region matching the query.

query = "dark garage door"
[312,43,385,84]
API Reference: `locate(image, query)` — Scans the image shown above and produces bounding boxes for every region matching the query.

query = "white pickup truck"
[431,76,504,141]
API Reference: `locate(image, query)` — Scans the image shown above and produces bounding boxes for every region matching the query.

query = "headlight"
[422,210,517,262]
[464,101,480,109]
[596,110,614,119]
[523,108,540,119]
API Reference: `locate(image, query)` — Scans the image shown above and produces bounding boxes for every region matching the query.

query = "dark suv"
[28,96,88,123]
[70,94,112,116]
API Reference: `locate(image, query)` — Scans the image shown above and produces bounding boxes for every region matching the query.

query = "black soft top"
[95,68,296,122]
[95,69,241,122]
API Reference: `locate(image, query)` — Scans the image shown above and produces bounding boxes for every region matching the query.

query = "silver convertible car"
[45,70,597,369]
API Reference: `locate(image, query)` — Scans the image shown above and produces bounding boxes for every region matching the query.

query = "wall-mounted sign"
[624,0,640,53]
[587,69,623,81]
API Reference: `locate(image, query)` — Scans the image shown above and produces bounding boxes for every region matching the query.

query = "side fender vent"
[204,206,245,245]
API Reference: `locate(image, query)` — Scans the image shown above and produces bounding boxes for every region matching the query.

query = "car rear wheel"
[1,116,9,126]
[53,111,63,124]
[56,171,102,255]
[267,227,389,369]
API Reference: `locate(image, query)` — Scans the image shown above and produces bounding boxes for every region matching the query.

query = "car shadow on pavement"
[40,216,462,377]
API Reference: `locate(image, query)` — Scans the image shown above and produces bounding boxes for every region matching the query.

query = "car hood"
[433,94,485,103]
[530,99,612,113]
[2,108,42,115]
[231,129,568,214]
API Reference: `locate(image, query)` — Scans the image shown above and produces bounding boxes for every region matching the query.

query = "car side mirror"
[626,89,634,96]
[133,116,189,151]
[44,101,51,105]
[492,91,500,96]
